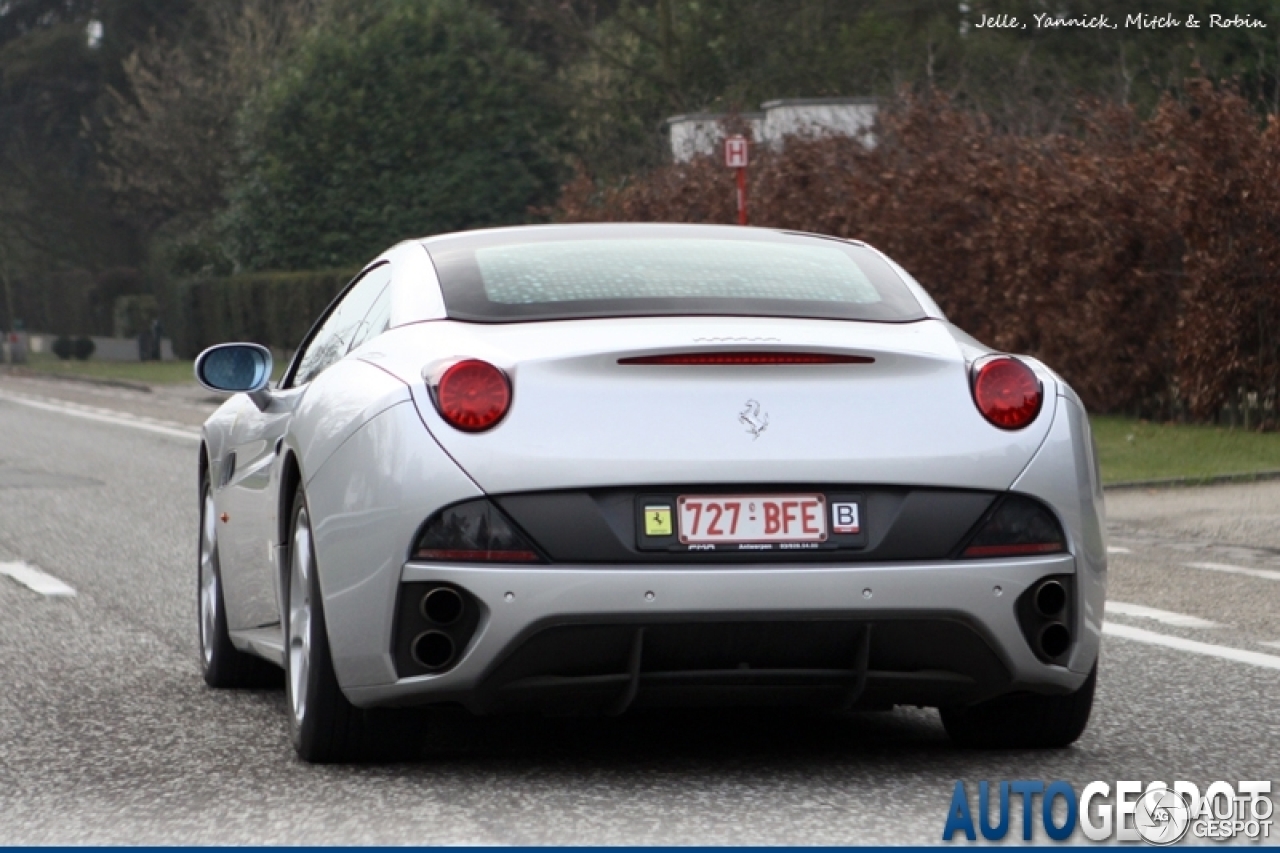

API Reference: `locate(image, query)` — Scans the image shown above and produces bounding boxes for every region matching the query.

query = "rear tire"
[941,664,1097,749]
[199,477,279,688]
[285,485,370,762]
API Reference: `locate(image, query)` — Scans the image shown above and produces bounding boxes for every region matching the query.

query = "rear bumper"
[343,553,1093,711]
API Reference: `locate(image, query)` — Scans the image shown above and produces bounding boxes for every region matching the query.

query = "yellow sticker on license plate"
[644,505,673,536]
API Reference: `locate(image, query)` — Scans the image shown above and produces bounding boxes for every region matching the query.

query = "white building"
[666,111,765,161]
[665,97,878,162]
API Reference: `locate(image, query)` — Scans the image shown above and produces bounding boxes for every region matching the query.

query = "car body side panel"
[218,398,295,630]
[1010,389,1107,674]
[304,400,486,688]
[201,393,292,631]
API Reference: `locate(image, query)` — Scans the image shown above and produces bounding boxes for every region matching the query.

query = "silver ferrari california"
[195,223,1106,762]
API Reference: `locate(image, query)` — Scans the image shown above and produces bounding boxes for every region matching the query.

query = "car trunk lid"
[371,317,1055,494]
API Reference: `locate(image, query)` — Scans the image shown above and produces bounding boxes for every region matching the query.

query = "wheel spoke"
[288,507,313,726]
[198,491,219,667]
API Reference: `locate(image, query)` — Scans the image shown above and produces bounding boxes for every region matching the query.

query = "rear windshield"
[424,226,926,323]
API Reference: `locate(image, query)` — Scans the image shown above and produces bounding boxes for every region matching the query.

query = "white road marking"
[1107,546,1132,554]
[1262,641,1280,652]
[1103,622,1280,671]
[1106,601,1221,629]
[0,389,199,442]
[0,561,76,597]
[1184,561,1280,582]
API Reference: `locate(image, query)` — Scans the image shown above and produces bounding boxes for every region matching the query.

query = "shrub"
[51,336,74,360]
[72,337,95,361]
[225,0,565,271]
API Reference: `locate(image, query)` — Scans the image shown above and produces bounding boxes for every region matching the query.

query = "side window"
[345,276,393,355]
[292,264,393,386]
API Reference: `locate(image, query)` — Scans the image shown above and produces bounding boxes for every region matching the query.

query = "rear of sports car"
[302,225,1106,750]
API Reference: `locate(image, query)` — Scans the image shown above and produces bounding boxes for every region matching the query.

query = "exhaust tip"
[1034,580,1067,617]
[1038,623,1072,659]
[411,630,456,670]
[421,586,464,625]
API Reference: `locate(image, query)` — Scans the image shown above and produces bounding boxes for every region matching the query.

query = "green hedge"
[176,269,356,358]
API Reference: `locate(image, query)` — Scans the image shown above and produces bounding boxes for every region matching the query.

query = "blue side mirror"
[195,343,273,396]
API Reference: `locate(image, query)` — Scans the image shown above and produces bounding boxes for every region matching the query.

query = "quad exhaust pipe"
[411,586,466,669]
[1033,579,1067,618]
[1037,622,1072,659]
[411,630,457,670]
[1029,578,1072,659]
[421,586,464,625]
[396,584,473,674]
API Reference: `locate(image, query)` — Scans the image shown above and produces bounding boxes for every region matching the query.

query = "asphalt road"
[0,373,1277,844]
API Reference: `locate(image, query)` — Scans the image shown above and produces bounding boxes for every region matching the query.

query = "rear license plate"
[677,494,827,544]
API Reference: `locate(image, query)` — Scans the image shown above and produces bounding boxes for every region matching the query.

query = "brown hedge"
[556,81,1280,426]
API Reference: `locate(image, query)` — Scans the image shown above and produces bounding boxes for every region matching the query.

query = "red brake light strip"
[619,352,874,366]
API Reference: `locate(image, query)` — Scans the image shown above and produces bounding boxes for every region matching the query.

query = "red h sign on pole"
[724,135,749,225]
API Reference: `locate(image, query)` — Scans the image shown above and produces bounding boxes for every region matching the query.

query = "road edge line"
[0,389,200,442]
[1103,621,1280,670]
[1184,561,1280,583]
[1106,601,1221,629]
[0,561,76,597]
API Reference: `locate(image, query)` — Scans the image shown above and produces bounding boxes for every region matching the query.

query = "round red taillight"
[434,360,511,432]
[972,357,1042,430]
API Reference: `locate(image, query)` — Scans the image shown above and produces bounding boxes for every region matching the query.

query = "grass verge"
[1092,415,1280,485]
[19,353,197,385]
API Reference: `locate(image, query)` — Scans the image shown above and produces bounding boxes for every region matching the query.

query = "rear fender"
[303,401,486,690]
[1010,388,1107,674]
[291,359,411,485]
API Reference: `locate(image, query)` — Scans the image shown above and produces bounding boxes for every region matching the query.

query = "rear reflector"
[619,352,874,366]
[415,548,541,562]
[413,499,544,563]
[959,494,1066,559]
[961,542,1065,558]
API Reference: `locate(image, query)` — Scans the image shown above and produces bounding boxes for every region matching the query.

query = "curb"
[1104,470,1280,491]
[0,365,152,393]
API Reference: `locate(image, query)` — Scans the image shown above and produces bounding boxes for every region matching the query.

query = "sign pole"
[723,135,750,226]
[735,166,748,226]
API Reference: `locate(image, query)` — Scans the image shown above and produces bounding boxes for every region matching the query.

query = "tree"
[101,0,319,240]
[0,0,200,331]
[225,0,566,271]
